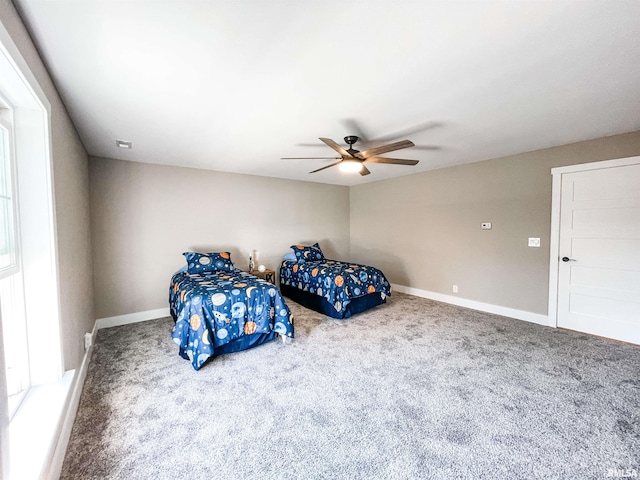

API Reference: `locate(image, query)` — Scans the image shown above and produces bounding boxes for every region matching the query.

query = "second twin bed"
[280,243,391,319]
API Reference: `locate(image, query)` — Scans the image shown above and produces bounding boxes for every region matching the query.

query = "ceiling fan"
[281,135,418,176]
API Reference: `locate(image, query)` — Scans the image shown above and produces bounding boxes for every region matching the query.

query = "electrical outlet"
[84,332,92,350]
[481,222,492,230]
[528,237,541,247]
[453,285,458,293]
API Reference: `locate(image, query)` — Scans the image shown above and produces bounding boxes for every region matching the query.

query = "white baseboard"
[46,308,169,478]
[95,307,170,330]
[45,320,98,479]
[391,283,550,327]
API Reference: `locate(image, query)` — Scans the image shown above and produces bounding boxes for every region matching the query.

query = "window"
[0,24,61,422]
[0,104,30,418]
[0,112,16,273]
[0,18,62,479]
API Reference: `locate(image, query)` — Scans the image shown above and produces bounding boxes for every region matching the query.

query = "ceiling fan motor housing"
[344,135,359,146]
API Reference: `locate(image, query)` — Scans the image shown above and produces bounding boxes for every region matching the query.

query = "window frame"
[0,15,65,479]
[0,99,20,280]
[0,92,31,420]
[0,21,63,389]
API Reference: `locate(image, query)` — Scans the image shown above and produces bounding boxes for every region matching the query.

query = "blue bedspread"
[279,259,391,316]
[169,269,294,370]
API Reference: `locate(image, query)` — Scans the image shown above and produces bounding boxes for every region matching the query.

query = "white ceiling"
[14,0,640,186]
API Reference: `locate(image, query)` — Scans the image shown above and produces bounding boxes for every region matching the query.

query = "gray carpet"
[61,293,640,479]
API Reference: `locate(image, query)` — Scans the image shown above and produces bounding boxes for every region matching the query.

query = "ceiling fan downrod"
[344,135,359,156]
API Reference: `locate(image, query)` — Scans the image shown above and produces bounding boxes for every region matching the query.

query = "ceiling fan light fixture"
[339,160,363,173]
[289,135,418,175]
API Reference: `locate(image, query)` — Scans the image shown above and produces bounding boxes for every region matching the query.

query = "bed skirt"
[170,308,280,361]
[280,284,386,319]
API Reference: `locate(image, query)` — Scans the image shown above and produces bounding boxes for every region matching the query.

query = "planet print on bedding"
[169,269,294,370]
[279,258,390,316]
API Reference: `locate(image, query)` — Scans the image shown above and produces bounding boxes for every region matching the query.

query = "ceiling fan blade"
[281,157,341,160]
[359,140,415,158]
[340,119,371,143]
[375,121,441,142]
[309,160,342,174]
[319,138,350,157]
[411,145,441,151]
[364,157,419,166]
[295,143,336,147]
[359,165,371,176]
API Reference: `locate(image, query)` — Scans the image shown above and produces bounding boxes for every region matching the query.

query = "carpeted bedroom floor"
[61,293,640,480]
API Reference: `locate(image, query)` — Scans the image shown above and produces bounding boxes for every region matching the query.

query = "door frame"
[548,155,640,327]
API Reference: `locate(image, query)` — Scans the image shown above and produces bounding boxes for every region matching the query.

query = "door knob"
[561,257,576,262]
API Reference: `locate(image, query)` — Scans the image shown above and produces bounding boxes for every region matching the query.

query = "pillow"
[283,252,297,262]
[290,243,325,263]
[183,252,235,274]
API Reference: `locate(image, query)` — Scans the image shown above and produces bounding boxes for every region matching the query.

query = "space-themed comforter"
[169,269,294,370]
[279,259,391,316]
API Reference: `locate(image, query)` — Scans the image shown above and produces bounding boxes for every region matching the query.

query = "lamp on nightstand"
[249,250,261,271]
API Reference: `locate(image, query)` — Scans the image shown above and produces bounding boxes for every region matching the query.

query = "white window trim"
[0,28,62,385]
[0,14,64,480]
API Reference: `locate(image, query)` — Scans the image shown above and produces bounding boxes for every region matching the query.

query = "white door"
[557,162,640,344]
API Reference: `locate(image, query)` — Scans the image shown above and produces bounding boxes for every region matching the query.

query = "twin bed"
[169,252,294,370]
[170,245,391,370]
[279,243,391,319]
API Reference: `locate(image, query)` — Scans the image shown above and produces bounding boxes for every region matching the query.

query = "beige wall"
[89,157,350,319]
[92,131,640,320]
[0,1,93,370]
[350,131,640,315]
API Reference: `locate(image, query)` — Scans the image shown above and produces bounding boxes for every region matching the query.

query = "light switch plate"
[481,222,492,230]
[528,237,541,247]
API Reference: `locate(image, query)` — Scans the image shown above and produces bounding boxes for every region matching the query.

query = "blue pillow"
[283,252,297,262]
[290,243,325,263]
[183,252,235,274]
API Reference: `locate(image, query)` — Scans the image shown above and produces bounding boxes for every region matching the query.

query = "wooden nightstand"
[250,269,276,284]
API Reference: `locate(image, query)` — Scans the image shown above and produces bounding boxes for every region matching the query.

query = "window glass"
[0,272,29,414]
[0,111,29,416]
[0,126,6,195]
[0,124,16,273]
